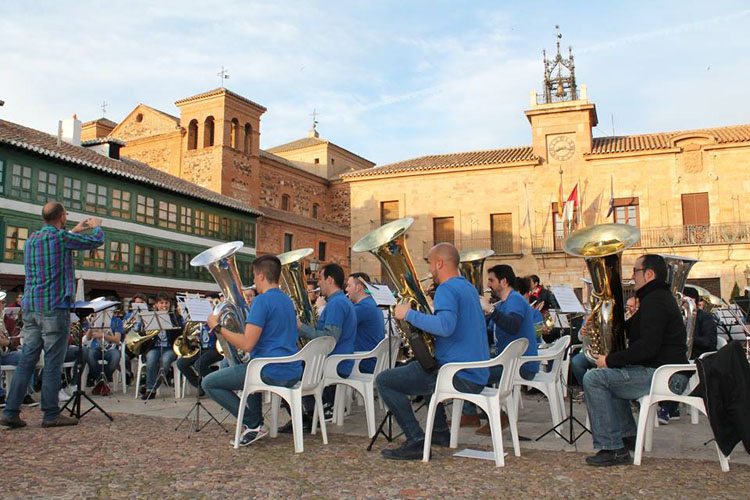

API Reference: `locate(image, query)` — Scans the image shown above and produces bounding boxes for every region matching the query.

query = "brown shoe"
[0,415,27,429]
[42,415,79,428]
[447,414,481,427]
[475,412,509,435]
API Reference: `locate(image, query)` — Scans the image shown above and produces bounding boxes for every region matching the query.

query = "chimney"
[61,114,82,146]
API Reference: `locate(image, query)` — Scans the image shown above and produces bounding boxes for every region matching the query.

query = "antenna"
[101,100,108,116]
[611,114,615,136]
[217,66,230,87]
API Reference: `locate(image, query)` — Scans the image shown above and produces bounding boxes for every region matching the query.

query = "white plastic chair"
[134,354,181,399]
[513,335,571,428]
[423,338,529,467]
[633,364,730,471]
[234,336,336,453]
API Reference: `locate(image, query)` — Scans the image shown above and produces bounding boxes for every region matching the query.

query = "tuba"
[660,255,699,359]
[190,241,247,366]
[458,249,495,295]
[684,284,721,314]
[278,248,318,329]
[563,223,641,364]
[353,217,437,373]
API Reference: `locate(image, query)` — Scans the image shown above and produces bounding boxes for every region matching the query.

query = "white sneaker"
[58,389,70,402]
[230,425,268,447]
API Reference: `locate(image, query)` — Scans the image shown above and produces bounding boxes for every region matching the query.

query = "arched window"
[230,118,240,149]
[281,194,290,211]
[203,116,215,148]
[243,123,252,153]
[312,203,319,219]
[187,120,198,150]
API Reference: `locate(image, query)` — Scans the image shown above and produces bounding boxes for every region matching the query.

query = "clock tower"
[524,27,598,165]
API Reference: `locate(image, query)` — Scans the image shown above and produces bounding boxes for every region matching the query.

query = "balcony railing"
[532,222,750,253]
[422,237,521,258]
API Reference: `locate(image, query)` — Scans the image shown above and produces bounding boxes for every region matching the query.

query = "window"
[187,120,198,150]
[681,192,710,226]
[110,241,130,272]
[194,209,206,236]
[314,158,320,165]
[158,201,178,229]
[85,182,108,214]
[318,241,327,261]
[180,206,193,231]
[230,118,240,149]
[613,198,639,227]
[238,261,253,285]
[134,245,154,273]
[380,200,399,224]
[136,195,155,224]
[220,216,231,238]
[243,123,252,153]
[178,252,198,279]
[208,213,220,236]
[490,213,513,254]
[281,194,290,211]
[204,116,215,148]
[283,233,293,252]
[243,222,256,246]
[4,226,28,261]
[433,217,454,245]
[111,188,131,219]
[0,160,4,195]
[156,249,176,276]
[312,203,319,219]
[232,219,243,240]
[10,164,32,199]
[63,177,83,210]
[330,158,335,166]
[82,247,105,269]
[37,170,58,202]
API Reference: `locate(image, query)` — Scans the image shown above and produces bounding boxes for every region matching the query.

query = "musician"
[141,292,181,400]
[203,255,302,447]
[176,323,222,397]
[242,286,257,308]
[84,310,122,396]
[582,254,688,467]
[0,294,37,408]
[122,294,146,384]
[376,243,490,460]
[528,275,557,312]
[345,272,385,373]
[1,202,103,429]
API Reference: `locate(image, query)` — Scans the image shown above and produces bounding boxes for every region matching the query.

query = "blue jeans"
[376,360,485,443]
[571,352,594,387]
[202,363,300,429]
[87,347,120,381]
[3,309,70,422]
[0,350,34,397]
[145,346,177,390]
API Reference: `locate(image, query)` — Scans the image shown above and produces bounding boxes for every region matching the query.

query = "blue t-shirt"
[316,290,357,376]
[405,276,490,386]
[493,290,539,375]
[246,287,302,382]
[199,323,216,349]
[353,295,385,373]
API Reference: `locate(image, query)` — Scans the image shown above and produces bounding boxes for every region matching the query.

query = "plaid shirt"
[22,225,105,312]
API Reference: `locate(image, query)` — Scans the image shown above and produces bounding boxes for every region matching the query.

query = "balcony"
[531,222,750,254]
[421,237,521,258]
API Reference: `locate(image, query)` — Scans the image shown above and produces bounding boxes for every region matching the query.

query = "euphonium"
[458,249,495,295]
[660,255,699,359]
[352,217,437,373]
[173,320,202,358]
[563,223,641,364]
[684,284,721,314]
[190,241,248,366]
[278,248,318,329]
[125,328,160,355]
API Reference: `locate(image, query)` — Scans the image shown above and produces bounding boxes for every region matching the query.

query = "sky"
[1,1,749,166]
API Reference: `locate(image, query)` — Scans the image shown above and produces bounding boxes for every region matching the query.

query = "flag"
[563,183,578,222]
[522,182,532,229]
[557,178,564,218]
[606,175,615,218]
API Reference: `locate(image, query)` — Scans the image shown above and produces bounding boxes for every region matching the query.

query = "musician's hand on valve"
[394,302,412,321]
[579,320,589,338]
[207,314,219,330]
[479,295,493,315]
[594,354,608,368]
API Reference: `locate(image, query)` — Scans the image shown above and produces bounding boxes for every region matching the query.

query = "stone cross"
[217,66,230,87]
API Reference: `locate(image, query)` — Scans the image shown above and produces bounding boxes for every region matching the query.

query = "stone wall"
[258,158,329,218]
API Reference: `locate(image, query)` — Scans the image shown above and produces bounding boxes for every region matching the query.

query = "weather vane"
[309,108,319,129]
[101,100,108,116]
[217,66,230,87]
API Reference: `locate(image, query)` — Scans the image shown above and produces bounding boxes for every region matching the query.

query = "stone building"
[343,41,750,299]
[83,88,373,272]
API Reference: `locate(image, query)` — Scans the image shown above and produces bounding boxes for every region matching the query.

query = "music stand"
[139,310,176,403]
[63,299,118,421]
[89,310,118,398]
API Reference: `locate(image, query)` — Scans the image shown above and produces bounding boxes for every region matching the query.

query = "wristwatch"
[214,324,222,335]
[486,305,495,316]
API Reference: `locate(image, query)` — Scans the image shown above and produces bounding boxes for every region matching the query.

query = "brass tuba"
[684,283,721,314]
[660,255,699,359]
[352,217,437,373]
[190,241,248,366]
[563,223,641,364]
[278,248,318,329]
[458,249,495,295]
[173,320,202,358]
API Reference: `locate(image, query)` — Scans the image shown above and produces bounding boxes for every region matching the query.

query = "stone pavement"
[2,385,748,499]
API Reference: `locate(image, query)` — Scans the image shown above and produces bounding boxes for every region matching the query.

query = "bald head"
[429,243,460,267]
[42,202,65,223]
[427,242,460,285]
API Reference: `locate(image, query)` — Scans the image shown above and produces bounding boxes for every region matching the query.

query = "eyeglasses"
[632,267,646,275]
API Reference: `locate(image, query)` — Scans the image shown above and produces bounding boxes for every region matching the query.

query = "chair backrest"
[372,335,402,375]
[546,335,572,379]
[298,337,337,391]
[716,335,728,350]
[495,338,529,395]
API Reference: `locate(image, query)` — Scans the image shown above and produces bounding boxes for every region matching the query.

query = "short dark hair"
[683,286,700,303]
[488,264,515,286]
[640,254,668,283]
[156,292,170,303]
[529,274,541,286]
[42,202,65,223]
[252,255,281,284]
[514,276,531,295]
[133,293,147,302]
[322,263,345,289]
[349,272,371,285]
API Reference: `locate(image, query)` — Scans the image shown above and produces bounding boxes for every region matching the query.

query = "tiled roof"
[174,87,267,112]
[143,104,180,124]
[81,137,126,146]
[82,117,118,128]
[588,124,750,155]
[259,150,326,179]
[266,136,326,153]
[0,119,262,217]
[260,206,349,238]
[343,146,538,178]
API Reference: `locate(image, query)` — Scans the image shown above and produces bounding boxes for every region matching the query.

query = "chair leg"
[645,404,656,453]
[234,389,248,449]
[450,399,463,449]
[487,398,505,467]
[633,397,651,465]
[422,398,439,463]
[134,360,142,399]
[289,395,304,453]
[716,443,730,472]
[363,384,376,438]
[505,397,521,457]
[269,394,280,438]
[314,393,329,445]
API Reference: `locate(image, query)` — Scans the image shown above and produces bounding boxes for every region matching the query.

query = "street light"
[309,258,320,278]
[744,264,750,287]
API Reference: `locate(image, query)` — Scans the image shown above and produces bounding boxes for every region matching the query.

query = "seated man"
[203,255,302,447]
[583,254,688,467]
[376,243,490,460]
[141,293,181,400]
[177,323,222,397]
[345,272,385,374]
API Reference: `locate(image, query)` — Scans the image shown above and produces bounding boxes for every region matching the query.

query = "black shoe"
[622,436,636,452]
[432,430,451,447]
[278,415,312,434]
[141,392,156,401]
[0,415,27,428]
[381,439,426,461]
[585,448,631,467]
[0,395,5,408]
[22,395,39,407]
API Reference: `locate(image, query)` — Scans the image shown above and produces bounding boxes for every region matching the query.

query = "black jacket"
[691,308,718,360]
[607,280,687,368]
[694,341,750,456]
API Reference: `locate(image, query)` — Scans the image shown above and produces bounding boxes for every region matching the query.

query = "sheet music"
[183,298,214,322]
[73,298,119,313]
[139,311,175,330]
[365,283,397,307]
[91,310,115,328]
[550,286,585,314]
[548,310,570,328]
[131,302,148,312]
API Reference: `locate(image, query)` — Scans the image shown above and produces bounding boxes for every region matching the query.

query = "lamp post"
[744,265,750,288]
[309,258,320,279]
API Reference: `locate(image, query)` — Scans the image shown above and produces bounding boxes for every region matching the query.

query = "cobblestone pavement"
[2,406,749,499]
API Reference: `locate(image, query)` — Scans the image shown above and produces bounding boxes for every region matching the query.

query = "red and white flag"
[563,183,579,222]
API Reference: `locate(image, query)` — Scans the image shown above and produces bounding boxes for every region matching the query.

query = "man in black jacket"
[582,254,688,467]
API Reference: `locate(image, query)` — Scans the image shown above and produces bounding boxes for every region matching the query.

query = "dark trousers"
[176,348,223,389]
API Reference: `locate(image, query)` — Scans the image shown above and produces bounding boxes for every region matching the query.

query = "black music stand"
[63,304,115,422]
[140,311,177,403]
[367,305,397,451]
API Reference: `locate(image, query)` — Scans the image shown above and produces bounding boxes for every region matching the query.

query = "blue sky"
[1,1,748,166]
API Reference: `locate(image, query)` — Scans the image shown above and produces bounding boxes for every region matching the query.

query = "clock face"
[548,135,575,161]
